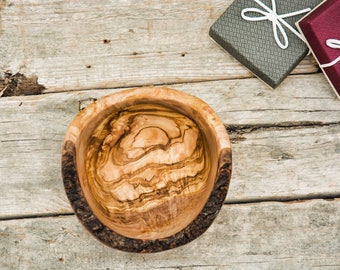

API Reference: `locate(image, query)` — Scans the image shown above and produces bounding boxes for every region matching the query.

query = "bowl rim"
[61,86,232,253]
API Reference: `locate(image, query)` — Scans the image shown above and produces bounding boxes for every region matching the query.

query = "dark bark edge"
[61,140,231,253]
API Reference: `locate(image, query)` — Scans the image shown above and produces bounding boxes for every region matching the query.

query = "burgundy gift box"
[297,0,340,99]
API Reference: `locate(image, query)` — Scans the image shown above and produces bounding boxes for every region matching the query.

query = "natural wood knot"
[0,71,45,97]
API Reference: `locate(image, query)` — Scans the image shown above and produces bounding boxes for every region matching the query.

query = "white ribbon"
[241,0,311,49]
[320,39,340,68]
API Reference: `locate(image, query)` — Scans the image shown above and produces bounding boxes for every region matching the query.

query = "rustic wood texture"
[0,0,319,92]
[0,71,45,97]
[0,200,339,269]
[1,0,339,266]
[0,75,339,220]
[62,87,231,250]
[83,105,213,240]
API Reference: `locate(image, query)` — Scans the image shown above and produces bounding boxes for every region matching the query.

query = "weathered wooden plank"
[1,120,338,218]
[0,199,339,269]
[176,73,340,125]
[0,75,339,218]
[1,73,339,128]
[0,0,319,92]
[229,124,340,203]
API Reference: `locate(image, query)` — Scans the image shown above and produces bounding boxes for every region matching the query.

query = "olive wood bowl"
[62,87,232,253]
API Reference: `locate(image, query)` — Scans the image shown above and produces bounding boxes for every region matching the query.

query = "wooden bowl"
[62,87,232,252]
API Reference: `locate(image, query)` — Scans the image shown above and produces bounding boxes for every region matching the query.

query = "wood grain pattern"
[62,87,231,251]
[0,0,319,92]
[1,0,339,266]
[1,199,339,269]
[0,75,339,219]
[86,105,211,240]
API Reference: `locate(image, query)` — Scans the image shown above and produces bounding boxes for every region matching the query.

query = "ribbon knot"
[241,0,311,49]
[320,39,340,68]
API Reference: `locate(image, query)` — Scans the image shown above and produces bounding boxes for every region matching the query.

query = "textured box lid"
[209,0,322,88]
[297,0,340,99]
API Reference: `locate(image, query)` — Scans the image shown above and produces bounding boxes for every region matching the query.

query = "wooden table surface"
[1,0,339,269]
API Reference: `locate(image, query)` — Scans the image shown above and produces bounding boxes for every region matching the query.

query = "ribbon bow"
[320,39,340,68]
[241,0,311,49]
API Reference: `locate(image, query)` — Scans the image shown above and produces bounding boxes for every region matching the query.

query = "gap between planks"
[226,122,340,143]
[40,73,320,96]
[1,197,339,222]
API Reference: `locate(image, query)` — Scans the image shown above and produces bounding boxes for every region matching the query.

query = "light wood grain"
[62,87,231,248]
[0,0,319,92]
[1,199,339,269]
[0,75,339,219]
[1,0,338,266]
[83,104,213,240]
[230,123,340,203]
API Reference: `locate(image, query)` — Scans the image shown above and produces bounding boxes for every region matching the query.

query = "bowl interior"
[74,96,220,240]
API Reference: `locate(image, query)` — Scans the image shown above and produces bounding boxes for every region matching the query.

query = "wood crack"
[0,212,74,222]
[227,122,340,142]
[225,195,340,205]
[227,121,340,133]
[1,197,339,222]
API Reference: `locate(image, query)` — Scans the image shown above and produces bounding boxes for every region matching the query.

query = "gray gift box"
[209,0,322,88]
